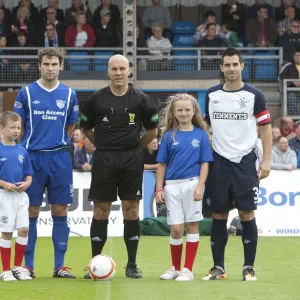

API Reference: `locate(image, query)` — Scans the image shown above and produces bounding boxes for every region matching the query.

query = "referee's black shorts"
[88,148,144,202]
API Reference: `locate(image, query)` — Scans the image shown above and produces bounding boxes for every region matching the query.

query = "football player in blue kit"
[14,47,79,278]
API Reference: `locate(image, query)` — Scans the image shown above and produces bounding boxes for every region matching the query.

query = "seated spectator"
[0,7,11,43]
[279,50,300,114]
[40,0,65,24]
[279,19,300,62]
[288,122,300,152]
[136,25,148,71]
[38,22,63,47]
[11,6,36,45]
[0,35,9,81]
[194,10,221,43]
[272,127,281,145]
[73,137,95,172]
[279,116,296,139]
[93,0,121,27]
[219,22,239,47]
[247,0,273,20]
[271,135,297,170]
[275,0,300,22]
[246,4,278,47]
[143,0,172,42]
[72,128,84,152]
[94,8,119,47]
[65,11,96,47]
[0,0,12,26]
[277,6,296,37]
[147,24,172,71]
[12,0,39,26]
[221,0,246,37]
[143,138,159,170]
[65,0,92,26]
[38,7,65,47]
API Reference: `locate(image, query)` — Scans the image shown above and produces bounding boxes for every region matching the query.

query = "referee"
[80,54,158,279]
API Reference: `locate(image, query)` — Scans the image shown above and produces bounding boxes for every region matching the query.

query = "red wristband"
[155,189,164,195]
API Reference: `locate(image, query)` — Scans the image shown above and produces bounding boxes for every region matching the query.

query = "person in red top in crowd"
[280,115,296,139]
[65,11,95,47]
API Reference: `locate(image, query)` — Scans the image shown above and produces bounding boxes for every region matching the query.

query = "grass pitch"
[1,236,300,300]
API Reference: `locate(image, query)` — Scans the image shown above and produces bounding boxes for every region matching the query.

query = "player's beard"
[225,72,240,82]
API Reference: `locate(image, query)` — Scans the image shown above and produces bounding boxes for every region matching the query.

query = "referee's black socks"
[124,218,140,266]
[90,218,108,257]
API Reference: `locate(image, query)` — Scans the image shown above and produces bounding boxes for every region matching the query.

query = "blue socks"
[25,217,38,270]
[52,215,70,270]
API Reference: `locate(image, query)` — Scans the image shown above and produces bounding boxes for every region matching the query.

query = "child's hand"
[194,185,203,201]
[2,182,17,192]
[155,191,165,203]
[15,182,30,192]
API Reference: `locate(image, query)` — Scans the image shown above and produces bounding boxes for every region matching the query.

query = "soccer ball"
[88,254,116,280]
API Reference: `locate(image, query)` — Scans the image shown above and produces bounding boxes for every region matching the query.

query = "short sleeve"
[23,150,33,178]
[254,90,271,126]
[13,88,28,122]
[204,91,211,125]
[80,92,97,130]
[140,93,158,130]
[67,89,79,125]
[199,133,213,163]
[156,133,170,163]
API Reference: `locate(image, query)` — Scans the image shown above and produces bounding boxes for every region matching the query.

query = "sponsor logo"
[32,100,40,105]
[172,141,179,145]
[258,187,300,206]
[191,139,200,148]
[276,229,300,235]
[56,100,66,109]
[18,154,24,164]
[80,114,88,122]
[212,100,219,104]
[91,237,103,242]
[243,239,251,244]
[129,113,135,124]
[212,112,248,120]
[102,117,109,122]
[14,101,22,108]
[129,236,139,241]
[73,105,79,112]
[136,190,141,196]
[151,114,159,122]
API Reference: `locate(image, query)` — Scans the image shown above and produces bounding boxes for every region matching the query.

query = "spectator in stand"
[0,0,12,26]
[275,0,300,22]
[0,35,9,82]
[219,22,238,47]
[0,7,11,42]
[72,128,84,153]
[279,50,300,114]
[93,0,120,27]
[194,10,221,43]
[279,20,300,62]
[65,11,96,48]
[288,122,300,152]
[245,5,278,47]
[38,7,65,47]
[94,8,119,47]
[136,25,148,71]
[271,135,297,170]
[277,6,296,36]
[221,0,246,37]
[143,0,173,42]
[11,6,36,46]
[279,116,296,139]
[147,24,172,71]
[12,0,39,26]
[38,22,63,47]
[272,127,281,145]
[73,136,95,172]
[40,0,65,25]
[143,138,159,170]
[65,0,92,26]
[247,0,273,20]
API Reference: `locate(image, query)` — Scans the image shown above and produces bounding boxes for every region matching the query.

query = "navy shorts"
[89,148,144,202]
[26,148,73,206]
[203,150,259,214]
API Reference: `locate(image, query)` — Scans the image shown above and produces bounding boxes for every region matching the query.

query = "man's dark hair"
[293,48,300,55]
[204,10,216,20]
[256,4,268,12]
[221,47,243,65]
[205,22,216,30]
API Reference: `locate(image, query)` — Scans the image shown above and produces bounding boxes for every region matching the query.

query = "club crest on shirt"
[56,100,66,109]
[191,139,200,148]
[18,154,24,164]
[129,113,135,124]
[238,97,248,109]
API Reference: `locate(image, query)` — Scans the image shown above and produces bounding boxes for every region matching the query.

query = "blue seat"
[173,21,195,35]
[173,50,197,71]
[67,51,89,72]
[93,51,115,71]
[254,52,278,81]
[242,59,251,81]
[173,35,195,47]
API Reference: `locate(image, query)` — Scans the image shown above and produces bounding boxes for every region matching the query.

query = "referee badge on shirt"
[129,113,135,124]
[56,100,66,109]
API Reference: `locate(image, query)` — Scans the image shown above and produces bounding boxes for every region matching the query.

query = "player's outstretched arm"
[259,124,272,180]
[155,163,166,203]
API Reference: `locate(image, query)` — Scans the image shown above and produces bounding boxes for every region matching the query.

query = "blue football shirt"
[0,143,33,184]
[157,126,213,180]
[14,81,79,151]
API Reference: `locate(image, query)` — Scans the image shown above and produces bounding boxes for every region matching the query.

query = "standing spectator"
[194,10,221,43]
[65,0,92,26]
[65,12,96,48]
[0,0,12,26]
[94,8,119,47]
[277,6,296,36]
[279,21,300,62]
[40,0,65,25]
[12,0,39,26]
[245,5,278,47]
[272,127,281,145]
[93,0,120,27]
[143,0,172,42]
[0,7,11,43]
[73,137,95,172]
[38,23,63,48]
[279,116,296,139]
[288,122,300,152]
[275,0,300,22]
[143,138,159,170]
[271,136,297,170]
[221,0,246,37]
[247,0,273,20]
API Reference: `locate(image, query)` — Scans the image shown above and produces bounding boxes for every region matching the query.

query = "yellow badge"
[129,113,135,124]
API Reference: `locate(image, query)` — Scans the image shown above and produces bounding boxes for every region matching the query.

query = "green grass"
[1,237,300,300]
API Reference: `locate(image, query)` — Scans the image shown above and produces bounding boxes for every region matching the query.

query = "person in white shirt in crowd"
[271,135,297,170]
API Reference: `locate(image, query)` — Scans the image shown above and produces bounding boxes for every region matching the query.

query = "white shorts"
[164,177,203,225]
[0,189,29,232]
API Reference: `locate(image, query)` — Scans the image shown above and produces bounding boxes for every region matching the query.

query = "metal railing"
[282,79,300,119]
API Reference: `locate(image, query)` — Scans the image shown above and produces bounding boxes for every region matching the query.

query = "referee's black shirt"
[80,85,158,151]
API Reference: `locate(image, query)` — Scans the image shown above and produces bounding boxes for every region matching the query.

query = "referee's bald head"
[108,54,129,69]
